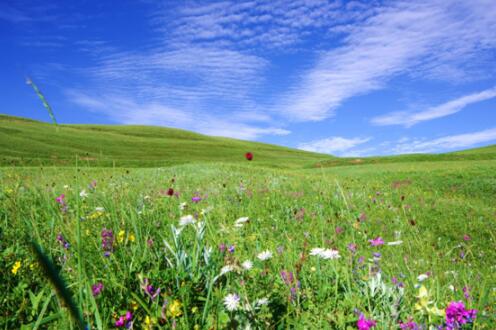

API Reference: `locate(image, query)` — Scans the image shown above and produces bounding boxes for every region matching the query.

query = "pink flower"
[55,194,65,204]
[357,314,376,330]
[463,234,471,241]
[368,237,384,247]
[115,311,132,327]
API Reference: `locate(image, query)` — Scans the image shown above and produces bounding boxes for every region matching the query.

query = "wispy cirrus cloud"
[276,0,496,121]
[298,136,371,155]
[371,86,496,127]
[391,128,496,154]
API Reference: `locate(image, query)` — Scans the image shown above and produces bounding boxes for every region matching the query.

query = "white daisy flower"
[223,293,240,311]
[387,240,403,246]
[234,217,250,228]
[95,206,105,212]
[257,250,273,261]
[319,249,341,260]
[417,273,429,282]
[79,189,89,198]
[241,260,253,270]
[179,215,195,227]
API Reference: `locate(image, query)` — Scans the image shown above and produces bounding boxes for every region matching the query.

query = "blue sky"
[1,0,496,156]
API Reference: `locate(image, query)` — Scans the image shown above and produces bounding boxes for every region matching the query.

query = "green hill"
[0,114,332,168]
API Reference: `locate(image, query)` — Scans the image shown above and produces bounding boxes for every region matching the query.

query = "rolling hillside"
[0,115,332,168]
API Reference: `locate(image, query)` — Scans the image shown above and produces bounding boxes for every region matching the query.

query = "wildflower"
[219,243,226,253]
[310,248,340,260]
[129,233,135,242]
[101,228,114,256]
[167,188,174,196]
[92,282,104,297]
[179,202,187,210]
[398,318,420,329]
[368,237,384,247]
[445,301,477,328]
[220,265,234,275]
[357,313,376,330]
[348,243,357,253]
[141,278,160,300]
[242,260,253,270]
[335,226,344,234]
[234,217,249,228]
[115,311,132,328]
[167,299,183,318]
[309,248,325,256]
[223,293,240,311]
[144,315,154,329]
[228,245,235,253]
[56,233,70,249]
[11,261,21,275]
[257,250,273,261]
[79,189,89,198]
[191,196,202,203]
[179,215,195,227]
[415,285,445,316]
[463,234,471,241]
[117,230,126,243]
[245,152,253,161]
[55,194,65,204]
[417,273,429,282]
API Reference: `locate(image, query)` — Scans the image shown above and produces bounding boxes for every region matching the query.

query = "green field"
[1,116,495,329]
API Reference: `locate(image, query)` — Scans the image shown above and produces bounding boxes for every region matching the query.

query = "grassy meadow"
[1,116,495,329]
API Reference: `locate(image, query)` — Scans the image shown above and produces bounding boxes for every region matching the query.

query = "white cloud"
[371,87,496,126]
[275,0,496,121]
[391,128,496,154]
[67,91,289,140]
[298,136,371,155]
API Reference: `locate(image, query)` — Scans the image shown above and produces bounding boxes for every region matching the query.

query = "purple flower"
[191,196,202,203]
[445,301,477,328]
[357,314,376,330]
[228,245,235,253]
[399,318,420,329]
[280,270,294,286]
[92,282,103,297]
[115,311,132,328]
[348,243,357,253]
[101,228,114,256]
[219,243,226,253]
[463,286,471,300]
[141,278,161,300]
[358,256,365,264]
[55,194,65,204]
[56,233,70,249]
[368,237,384,247]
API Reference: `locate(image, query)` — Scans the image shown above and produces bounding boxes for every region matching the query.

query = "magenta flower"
[399,319,419,329]
[91,282,103,297]
[368,237,384,247]
[445,301,477,328]
[357,314,376,330]
[101,228,114,256]
[348,243,357,253]
[141,278,161,300]
[115,311,132,328]
[191,196,202,203]
[463,234,471,241]
[55,194,65,204]
[56,233,70,249]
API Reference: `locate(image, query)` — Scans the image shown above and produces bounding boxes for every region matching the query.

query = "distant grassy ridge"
[315,146,496,168]
[0,114,331,168]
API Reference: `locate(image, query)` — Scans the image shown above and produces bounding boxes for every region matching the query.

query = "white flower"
[63,185,70,189]
[220,265,234,275]
[309,248,325,256]
[95,207,105,212]
[234,217,249,228]
[179,215,196,227]
[319,249,341,260]
[257,250,273,261]
[417,274,429,282]
[241,260,253,270]
[223,293,240,311]
[179,202,187,211]
[254,298,269,306]
[310,247,340,260]
[79,190,89,198]
[448,285,455,292]
[387,240,403,246]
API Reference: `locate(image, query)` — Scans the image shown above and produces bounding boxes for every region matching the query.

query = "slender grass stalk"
[25,77,58,126]
[30,241,86,330]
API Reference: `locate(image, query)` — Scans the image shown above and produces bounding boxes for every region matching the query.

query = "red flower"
[167,188,174,196]
[245,152,253,161]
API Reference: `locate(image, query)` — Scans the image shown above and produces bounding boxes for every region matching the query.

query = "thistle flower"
[223,293,240,311]
[368,237,384,247]
[91,282,103,297]
[357,314,376,330]
[257,250,272,261]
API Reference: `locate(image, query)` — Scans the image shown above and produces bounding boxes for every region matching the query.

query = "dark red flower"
[245,152,253,161]
[167,188,174,196]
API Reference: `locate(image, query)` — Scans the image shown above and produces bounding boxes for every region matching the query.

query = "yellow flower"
[143,315,155,329]
[414,285,445,316]
[131,300,139,311]
[12,261,21,275]
[87,210,104,220]
[167,300,183,318]
[118,230,126,243]
[191,306,198,314]
[310,266,316,272]
[129,233,135,242]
